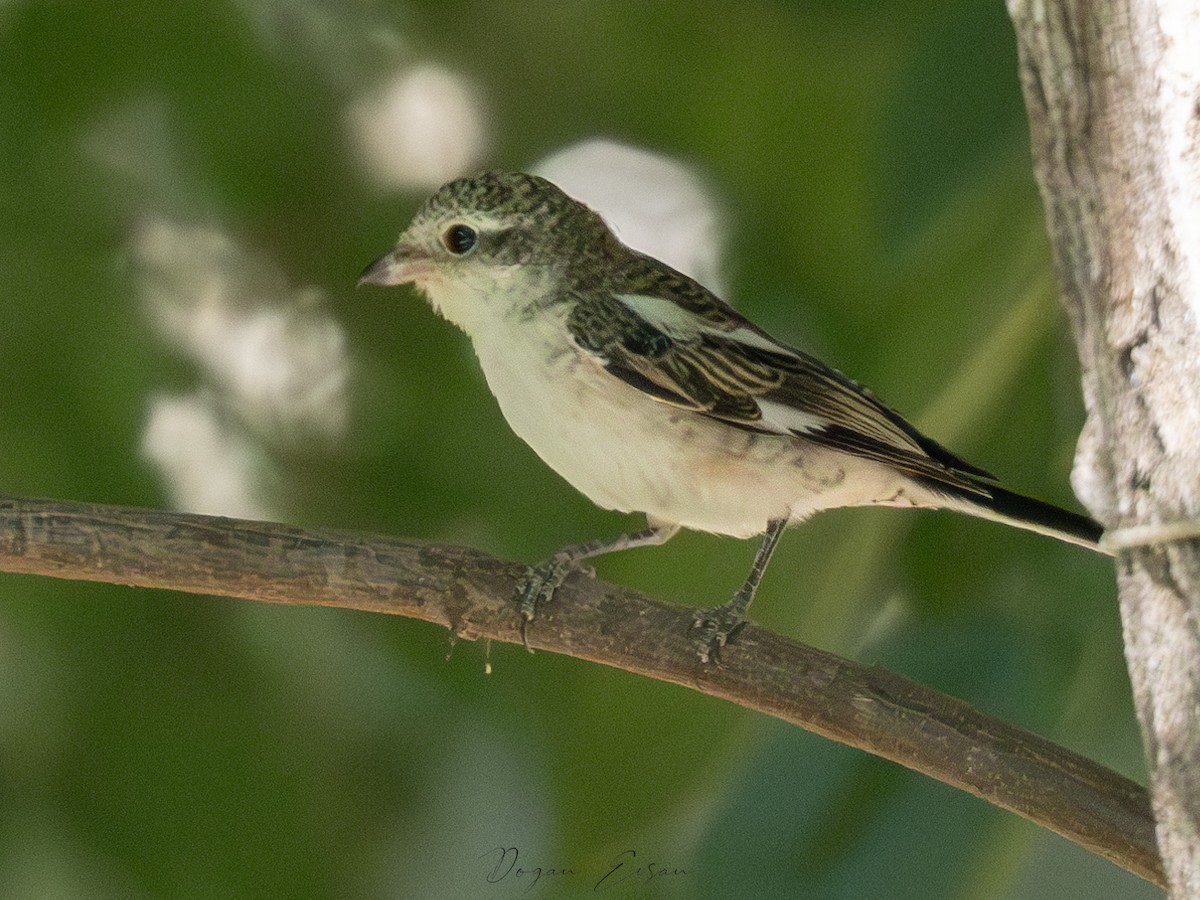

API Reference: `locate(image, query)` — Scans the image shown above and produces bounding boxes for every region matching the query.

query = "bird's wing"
[566,285,993,494]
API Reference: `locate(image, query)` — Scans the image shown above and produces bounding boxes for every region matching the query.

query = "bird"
[359,171,1106,661]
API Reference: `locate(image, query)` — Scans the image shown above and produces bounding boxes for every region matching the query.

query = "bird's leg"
[692,517,787,663]
[518,519,680,650]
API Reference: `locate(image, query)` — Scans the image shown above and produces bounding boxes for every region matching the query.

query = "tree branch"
[0,493,1163,888]
[1008,1,1200,894]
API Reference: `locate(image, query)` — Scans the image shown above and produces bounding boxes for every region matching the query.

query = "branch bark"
[0,493,1163,887]
[1008,1,1200,895]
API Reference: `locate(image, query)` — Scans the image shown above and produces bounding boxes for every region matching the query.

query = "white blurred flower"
[141,393,274,520]
[130,218,350,516]
[348,65,487,190]
[535,139,727,295]
[86,93,353,519]
[132,219,349,442]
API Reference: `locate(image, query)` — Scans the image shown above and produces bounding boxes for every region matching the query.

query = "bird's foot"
[691,600,750,664]
[516,553,589,650]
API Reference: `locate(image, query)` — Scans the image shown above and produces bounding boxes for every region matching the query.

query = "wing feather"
[567,280,993,494]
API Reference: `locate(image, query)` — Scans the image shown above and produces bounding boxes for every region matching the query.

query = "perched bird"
[360,171,1105,661]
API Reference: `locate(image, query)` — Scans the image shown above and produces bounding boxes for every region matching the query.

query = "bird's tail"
[944,481,1108,555]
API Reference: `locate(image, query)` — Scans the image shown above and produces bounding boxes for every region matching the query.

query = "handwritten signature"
[482,846,689,892]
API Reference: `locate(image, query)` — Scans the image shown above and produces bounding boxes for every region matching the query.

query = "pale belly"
[475,335,926,538]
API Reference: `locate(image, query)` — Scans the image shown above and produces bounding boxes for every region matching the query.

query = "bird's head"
[359,171,615,330]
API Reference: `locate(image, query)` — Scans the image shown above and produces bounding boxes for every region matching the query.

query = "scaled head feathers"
[405,171,616,269]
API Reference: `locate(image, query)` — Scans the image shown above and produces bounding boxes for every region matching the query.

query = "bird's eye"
[442,224,478,255]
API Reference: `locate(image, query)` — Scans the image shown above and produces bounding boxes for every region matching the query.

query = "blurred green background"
[0,1,1154,898]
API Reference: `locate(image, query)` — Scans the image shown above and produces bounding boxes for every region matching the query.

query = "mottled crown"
[422,172,572,219]
[412,171,619,268]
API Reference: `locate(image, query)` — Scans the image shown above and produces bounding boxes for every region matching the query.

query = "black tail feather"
[922,477,1106,553]
[979,484,1103,547]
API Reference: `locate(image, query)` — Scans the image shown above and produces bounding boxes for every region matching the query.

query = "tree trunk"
[1008,1,1200,894]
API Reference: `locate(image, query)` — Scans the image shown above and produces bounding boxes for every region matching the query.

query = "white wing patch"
[719,325,797,355]
[615,293,701,337]
[615,293,803,353]
[755,398,826,435]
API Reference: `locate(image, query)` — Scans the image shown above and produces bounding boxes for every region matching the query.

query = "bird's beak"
[357,243,428,288]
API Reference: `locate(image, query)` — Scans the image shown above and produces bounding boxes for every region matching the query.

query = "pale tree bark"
[1008,1,1200,895]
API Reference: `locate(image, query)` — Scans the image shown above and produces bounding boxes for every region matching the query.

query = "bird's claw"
[515,553,577,651]
[691,603,749,664]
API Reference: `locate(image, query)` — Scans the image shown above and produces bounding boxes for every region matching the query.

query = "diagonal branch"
[0,493,1163,888]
